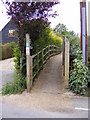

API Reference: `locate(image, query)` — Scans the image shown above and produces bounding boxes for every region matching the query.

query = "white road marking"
[75,107,90,111]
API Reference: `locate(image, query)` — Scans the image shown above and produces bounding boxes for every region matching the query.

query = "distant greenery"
[53,23,80,59]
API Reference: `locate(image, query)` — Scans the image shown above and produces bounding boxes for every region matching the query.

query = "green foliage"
[2,70,26,95]
[13,42,26,76]
[13,43,20,70]
[53,23,68,38]
[2,43,12,59]
[0,42,16,60]
[10,42,17,56]
[53,23,80,60]
[23,21,62,55]
[69,50,89,95]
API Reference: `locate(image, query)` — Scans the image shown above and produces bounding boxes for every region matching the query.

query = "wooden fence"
[29,45,61,89]
[26,33,61,92]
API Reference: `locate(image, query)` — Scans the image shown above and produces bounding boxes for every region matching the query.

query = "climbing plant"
[69,50,89,95]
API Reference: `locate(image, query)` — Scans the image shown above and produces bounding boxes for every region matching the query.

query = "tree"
[4,1,59,70]
[53,23,68,38]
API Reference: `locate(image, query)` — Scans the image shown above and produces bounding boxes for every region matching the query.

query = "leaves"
[69,50,89,95]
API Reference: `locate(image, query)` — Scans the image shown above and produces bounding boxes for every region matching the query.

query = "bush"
[2,70,26,95]
[2,43,12,59]
[31,26,62,55]
[0,42,16,60]
[13,43,26,76]
[69,50,89,95]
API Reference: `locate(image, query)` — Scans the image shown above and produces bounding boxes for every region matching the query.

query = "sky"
[0,0,90,36]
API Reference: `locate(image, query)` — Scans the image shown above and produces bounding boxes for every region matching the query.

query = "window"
[8,30,15,37]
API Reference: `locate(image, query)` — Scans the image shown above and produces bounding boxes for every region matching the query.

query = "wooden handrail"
[30,45,61,87]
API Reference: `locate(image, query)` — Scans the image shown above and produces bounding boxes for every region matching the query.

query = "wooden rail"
[29,45,61,87]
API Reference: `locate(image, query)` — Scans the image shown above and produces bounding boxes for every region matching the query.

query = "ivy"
[69,50,89,95]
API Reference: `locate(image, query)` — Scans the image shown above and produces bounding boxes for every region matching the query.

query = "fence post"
[62,38,65,65]
[48,45,50,58]
[30,56,33,88]
[37,53,39,72]
[42,49,44,64]
[65,38,69,88]
[56,47,58,54]
[26,33,30,93]
[53,45,55,55]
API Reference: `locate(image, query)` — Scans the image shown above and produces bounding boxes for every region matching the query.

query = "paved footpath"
[32,54,65,94]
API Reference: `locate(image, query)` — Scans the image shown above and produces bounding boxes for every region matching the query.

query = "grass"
[2,70,26,95]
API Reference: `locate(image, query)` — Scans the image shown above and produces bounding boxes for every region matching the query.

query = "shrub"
[13,43,26,76]
[2,43,12,59]
[2,70,26,95]
[0,42,16,60]
[31,26,62,55]
[13,43,20,70]
[69,50,89,95]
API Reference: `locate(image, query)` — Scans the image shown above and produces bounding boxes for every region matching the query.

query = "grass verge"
[2,70,26,95]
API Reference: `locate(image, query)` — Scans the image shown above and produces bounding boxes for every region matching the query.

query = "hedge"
[0,42,16,60]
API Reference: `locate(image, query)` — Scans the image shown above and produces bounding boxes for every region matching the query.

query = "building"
[0,20,17,43]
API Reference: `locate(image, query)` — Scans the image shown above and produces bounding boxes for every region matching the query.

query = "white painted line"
[75,107,90,111]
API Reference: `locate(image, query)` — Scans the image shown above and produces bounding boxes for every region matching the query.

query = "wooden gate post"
[62,38,65,65]
[26,33,30,93]
[65,38,69,88]
[30,56,33,88]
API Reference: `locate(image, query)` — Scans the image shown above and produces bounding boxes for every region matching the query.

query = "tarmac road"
[0,101,89,118]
